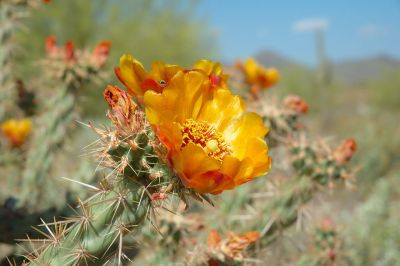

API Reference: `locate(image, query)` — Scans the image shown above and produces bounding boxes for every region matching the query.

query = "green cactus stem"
[24,127,176,265]
[256,177,314,245]
[18,85,75,208]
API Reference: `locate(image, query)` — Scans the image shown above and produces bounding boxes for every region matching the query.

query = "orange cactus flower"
[115,55,227,98]
[193,59,228,89]
[64,40,75,62]
[1,119,32,147]
[237,58,279,97]
[115,54,183,97]
[143,70,271,194]
[45,35,58,57]
[91,40,112,68]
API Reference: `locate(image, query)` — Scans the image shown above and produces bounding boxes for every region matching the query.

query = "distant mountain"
[332,54,400,85]
[253,50,400,85]
[255,50,304,70]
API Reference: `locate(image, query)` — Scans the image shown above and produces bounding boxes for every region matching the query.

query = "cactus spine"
[24,88,176,265]
[0,1,21,119]
[19,85,75,207]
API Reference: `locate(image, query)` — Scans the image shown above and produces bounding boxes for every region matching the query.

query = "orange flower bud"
[327,249,337,262]
[320,217,334,232]
[64,40,75,62]
[334,138,357,165]
[1,119,32,147]
[284,95,309,114]
[207,229,222,249]
[45,35,58,57]
[91,40,112,68]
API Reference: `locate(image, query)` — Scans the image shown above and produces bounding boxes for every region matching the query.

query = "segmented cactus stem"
[25,178,150,265]
[257,177,313,245]
[19,85,75,207]
[0,1,19,119]
[24,120,175,265]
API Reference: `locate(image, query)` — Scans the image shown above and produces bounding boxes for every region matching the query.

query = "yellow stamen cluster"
[181,119,231,161]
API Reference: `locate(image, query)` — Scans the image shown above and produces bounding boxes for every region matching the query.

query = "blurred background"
[1,0,400,265]
[16,0,399,183]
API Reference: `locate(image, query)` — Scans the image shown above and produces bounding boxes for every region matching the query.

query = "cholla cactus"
[0,0,46,119]
[297,217,347,266]
[210,135,357,263]
[18,38,111,207]
[22,55,272,265]
[290,137,357,188]
[23,86,177,265]
[249,94,309,146]
[44,36,111,86]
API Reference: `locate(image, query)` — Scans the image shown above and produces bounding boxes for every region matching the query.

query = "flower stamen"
[181,119,231,161]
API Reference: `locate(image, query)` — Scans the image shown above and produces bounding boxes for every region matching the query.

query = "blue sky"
[197,0,400,65]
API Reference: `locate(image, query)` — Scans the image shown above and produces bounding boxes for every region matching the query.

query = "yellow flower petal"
[193,59,223,76]
[139,58,271,194]
[171,143,222,192]
[144,70,210,124]
[224,112,268,160]
[116,54,146,96]
[193,59,228,89]
[197,89,245,132]
[150,61,183,82]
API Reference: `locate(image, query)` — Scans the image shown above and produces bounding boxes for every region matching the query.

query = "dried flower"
[1,119,32,147]
[207,230,260,262]
[103,85,145,138]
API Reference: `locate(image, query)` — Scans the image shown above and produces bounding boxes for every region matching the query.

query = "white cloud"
[358,24,389,37]
[292,18,329,32]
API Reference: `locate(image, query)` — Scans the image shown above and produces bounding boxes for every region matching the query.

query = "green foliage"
[278,66,316,103]
[347,178,400,266]
[368,67,400,112]
[15,0,217,117]
[16,0,217,74]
